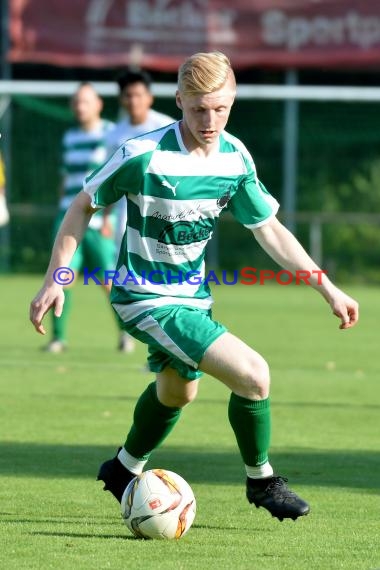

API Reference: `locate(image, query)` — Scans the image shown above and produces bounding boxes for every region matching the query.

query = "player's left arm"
[252,216,359,329]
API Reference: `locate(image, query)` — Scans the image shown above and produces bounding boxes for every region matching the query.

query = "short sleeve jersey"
[84,121,279,322]
[61,119,115,229]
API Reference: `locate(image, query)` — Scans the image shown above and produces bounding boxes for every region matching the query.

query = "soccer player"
[30,53,359,521]
[106,69,175,248]
[45,82,132,353]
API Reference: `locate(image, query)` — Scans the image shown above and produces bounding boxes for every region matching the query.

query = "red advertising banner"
[8,0,380,70]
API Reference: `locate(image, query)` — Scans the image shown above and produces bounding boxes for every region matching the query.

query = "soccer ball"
[121,469,196,539]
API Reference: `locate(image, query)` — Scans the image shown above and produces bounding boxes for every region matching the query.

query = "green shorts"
[120,304,227,380]
[54,212,116,278]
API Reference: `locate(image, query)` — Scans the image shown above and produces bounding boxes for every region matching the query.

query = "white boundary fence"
[2,81,380,101]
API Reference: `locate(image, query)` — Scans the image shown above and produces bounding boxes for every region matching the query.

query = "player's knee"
[158,384,198,408]
[242,357,270,399]
[175,391,197,407]
[254,364,270,398]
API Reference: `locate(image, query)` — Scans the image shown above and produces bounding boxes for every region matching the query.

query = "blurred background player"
[45,82,134,353]
[106,69,175,247]
[0,151,10,227]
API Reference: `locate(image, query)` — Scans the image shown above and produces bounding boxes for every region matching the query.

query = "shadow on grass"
[0,441,379,491]
[30,393,380,410]
[31,526,250,539]
[30,530,134,540]
[2,516,120,526]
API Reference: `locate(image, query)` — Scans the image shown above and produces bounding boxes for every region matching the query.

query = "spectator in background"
[106,69,175,247]
[45,82,134,353]
[0,152,10,227]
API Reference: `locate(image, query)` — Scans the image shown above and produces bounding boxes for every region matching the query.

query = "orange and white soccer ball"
[121,469,196,539]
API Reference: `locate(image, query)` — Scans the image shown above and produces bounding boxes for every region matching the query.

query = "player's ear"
[175,91,183,110]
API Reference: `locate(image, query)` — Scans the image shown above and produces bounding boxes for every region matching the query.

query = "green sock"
[228,393,271,466]
[125,382,182,460]
[52,288,72,342]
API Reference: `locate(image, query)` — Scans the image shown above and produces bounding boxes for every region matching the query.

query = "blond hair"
[178,52,236,96]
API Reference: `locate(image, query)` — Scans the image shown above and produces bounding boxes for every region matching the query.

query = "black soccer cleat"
[97,449,136,503]
[246,476,310,521]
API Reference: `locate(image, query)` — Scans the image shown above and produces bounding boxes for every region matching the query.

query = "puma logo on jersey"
[162,180,179,196]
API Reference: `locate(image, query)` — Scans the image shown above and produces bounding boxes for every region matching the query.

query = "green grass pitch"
[0,275,379,569]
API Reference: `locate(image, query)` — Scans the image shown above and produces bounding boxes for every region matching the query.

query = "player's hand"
[327,289,359,330]
[29,284,65,335]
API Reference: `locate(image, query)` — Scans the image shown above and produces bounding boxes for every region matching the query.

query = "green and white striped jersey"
[84,121,279,321]
[61,119,115,229]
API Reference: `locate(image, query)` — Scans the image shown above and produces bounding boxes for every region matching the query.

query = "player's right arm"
[29,191,97,334]
[30,137,147,333]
